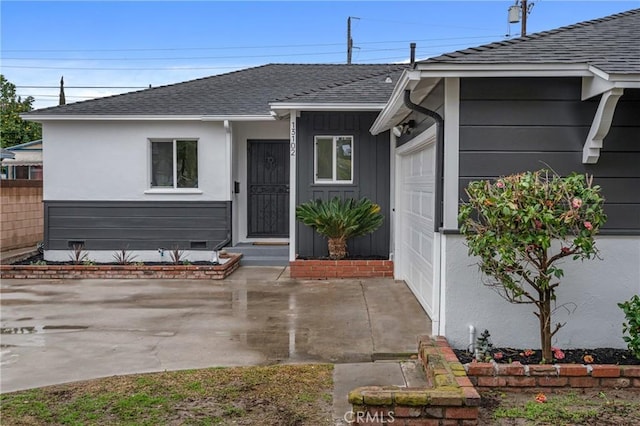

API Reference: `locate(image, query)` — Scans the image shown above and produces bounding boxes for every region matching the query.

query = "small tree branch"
[550,322,564,338]
[548,247,578,265]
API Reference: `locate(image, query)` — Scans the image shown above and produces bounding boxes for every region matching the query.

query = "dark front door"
[247,140,289,237]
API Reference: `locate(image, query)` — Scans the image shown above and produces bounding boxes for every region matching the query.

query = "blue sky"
[2,0,638,109]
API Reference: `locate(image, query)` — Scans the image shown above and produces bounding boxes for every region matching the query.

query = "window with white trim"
[314,135,353,184]
[150,139,198,188]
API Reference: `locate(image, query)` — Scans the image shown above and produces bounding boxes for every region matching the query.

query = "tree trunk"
[538,289,553,362]
[328,237,347,260]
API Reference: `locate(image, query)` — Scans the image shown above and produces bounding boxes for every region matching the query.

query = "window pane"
[151,141,173,187]
[177,140,198,188]
[316,137,333,180]
[336,136,352,181]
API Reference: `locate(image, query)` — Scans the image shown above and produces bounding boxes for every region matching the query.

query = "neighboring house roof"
[3,140,43,165]
[24,64,406,119]
[6,140,42,151]
[419,8,640,76]
[1,149,16,160]
[372,8,640,134]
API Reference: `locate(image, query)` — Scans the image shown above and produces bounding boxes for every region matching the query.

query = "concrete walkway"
[0,267,431,395]
[332,360,429,425]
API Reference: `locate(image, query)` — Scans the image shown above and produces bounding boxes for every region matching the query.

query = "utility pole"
[347,16,359,64]
[508,1,534,37]
[521,0,528,36]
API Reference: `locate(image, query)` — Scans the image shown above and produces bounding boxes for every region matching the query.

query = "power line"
[2,34,503,54]
[2,39,503,64]
[25,94,104,99]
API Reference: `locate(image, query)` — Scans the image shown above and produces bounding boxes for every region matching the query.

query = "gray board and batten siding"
[44,201,231,250]
[295,111,391,258]
[458,77,639,234]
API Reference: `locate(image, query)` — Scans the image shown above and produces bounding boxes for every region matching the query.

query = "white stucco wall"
[42,120,229,201]
[231,120,290,243]
[443,234,640,350]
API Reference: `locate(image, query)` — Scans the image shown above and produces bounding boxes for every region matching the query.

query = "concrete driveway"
[0,267,430,393]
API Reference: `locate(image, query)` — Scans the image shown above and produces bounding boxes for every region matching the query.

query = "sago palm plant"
[295,197,383,260]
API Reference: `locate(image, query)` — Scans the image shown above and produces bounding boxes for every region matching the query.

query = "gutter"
[403,89,444,232]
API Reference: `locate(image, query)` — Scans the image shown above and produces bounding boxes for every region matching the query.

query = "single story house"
[24,64,406,264]
[24,9,639,350]
[1,140,43,180]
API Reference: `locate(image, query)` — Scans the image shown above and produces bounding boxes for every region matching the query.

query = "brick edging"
[348,336,481,425]
[466,360,640,390]
[289,259,393,279]
[0,253,242,280]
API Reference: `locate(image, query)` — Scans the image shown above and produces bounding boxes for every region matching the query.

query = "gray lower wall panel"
[44,201,231,250]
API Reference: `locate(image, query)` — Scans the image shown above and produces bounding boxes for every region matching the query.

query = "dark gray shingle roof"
[273,67,405,104]
[26,64,406,117]
[419,9,640,74]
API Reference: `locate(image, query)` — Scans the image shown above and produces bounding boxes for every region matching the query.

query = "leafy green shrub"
[618,295,640,359]
[295,197,383,260]
[459,170,606,362]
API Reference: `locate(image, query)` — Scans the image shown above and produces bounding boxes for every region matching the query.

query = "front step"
[229,243,289,266]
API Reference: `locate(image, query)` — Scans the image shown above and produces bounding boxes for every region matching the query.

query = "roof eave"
[269,102,387,112]
[370,70,425,135]
[371,63,613,134]
[20,114,276,122]
[414,62,593,77]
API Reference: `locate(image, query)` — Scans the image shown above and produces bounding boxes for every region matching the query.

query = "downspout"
[403,89,444,232]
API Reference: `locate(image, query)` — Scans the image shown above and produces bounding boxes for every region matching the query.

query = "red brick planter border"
[349,336,481,425]
[465,359,640,390]
[348,335,640,425]
[0,253,242,280]
[289,259,393,279]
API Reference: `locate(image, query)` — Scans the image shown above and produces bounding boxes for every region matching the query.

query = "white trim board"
[23,114,276,122]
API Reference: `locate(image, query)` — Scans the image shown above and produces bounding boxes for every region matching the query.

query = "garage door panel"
[397,139,436,319]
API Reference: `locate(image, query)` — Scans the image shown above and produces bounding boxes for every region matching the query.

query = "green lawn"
[0,364,334,426]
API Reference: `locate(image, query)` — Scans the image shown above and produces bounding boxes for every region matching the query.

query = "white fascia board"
[414,62,591,76]
[370,70,423,135]
[21,114,274,122]
[608,75,640,83]
[582,75,640,100]
[269,102,386,111]
[588,65,640,83]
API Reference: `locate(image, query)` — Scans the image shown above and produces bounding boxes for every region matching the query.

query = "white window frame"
[314,135,354,184]
[148,138,199,190]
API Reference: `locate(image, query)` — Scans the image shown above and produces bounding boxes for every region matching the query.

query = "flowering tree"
[459,170,606,362]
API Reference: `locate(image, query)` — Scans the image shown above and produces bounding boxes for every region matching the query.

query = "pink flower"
[571,198,583,209]
[523,349,534,357]
[584,221,593,231]
[493,352,504,360]
[535,393,547,403]
[561,247,571,254]
[552,347,565,360]
[496,181,505,188]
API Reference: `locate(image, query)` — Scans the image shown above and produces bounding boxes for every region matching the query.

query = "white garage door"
[395,128,438,320]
